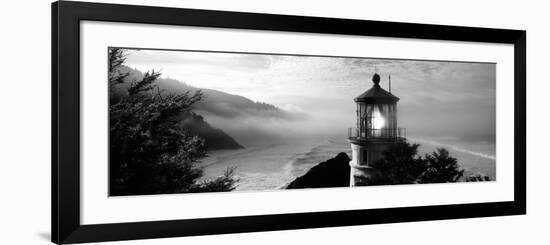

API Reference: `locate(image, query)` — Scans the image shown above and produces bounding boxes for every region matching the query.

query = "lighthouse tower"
[348,73,405,186]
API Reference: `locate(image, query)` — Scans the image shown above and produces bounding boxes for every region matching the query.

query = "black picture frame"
[52,1,526,244]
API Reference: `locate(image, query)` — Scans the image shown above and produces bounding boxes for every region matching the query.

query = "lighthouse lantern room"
[348,73,406,186]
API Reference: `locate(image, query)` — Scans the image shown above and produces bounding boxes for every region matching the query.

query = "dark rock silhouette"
[286,152,351,189]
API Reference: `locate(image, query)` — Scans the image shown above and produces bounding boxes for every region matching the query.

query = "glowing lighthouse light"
[372,106,385,130]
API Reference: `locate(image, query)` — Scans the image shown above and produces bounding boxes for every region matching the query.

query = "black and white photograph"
[108,47,496,196]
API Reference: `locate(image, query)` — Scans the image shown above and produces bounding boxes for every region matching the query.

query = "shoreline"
[200,136,496,191]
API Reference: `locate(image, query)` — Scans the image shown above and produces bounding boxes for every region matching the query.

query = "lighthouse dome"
[372,73,381,85]
[354,74,400,104]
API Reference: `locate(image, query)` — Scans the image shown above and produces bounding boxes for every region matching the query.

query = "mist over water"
[197,95,355,148]
[198,103,355,190]
[197,78,496,190]
[199,106,496,191]
[123,49,497,190]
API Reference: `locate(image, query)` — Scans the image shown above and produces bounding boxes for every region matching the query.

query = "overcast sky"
[123,49,496,143]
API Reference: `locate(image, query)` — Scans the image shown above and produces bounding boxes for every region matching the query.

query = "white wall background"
[0,0,547,244]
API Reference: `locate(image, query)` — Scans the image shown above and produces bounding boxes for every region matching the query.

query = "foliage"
[465,174,492,182]
[369,141,476,186]
[108,48,238,196]
[188,167,239,193]
[418,148,464,183]
[369,142,426,185]
[108,48,130,86]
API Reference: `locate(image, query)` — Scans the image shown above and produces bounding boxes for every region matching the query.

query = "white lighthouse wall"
[349,143,363,167]
[349,143,363,186]
[350,142,393,166]
[350,142,395,186]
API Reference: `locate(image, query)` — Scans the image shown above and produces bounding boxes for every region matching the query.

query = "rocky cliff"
[286,152,351,189]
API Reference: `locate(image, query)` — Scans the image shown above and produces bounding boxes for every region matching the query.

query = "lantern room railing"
[348,127,406,141]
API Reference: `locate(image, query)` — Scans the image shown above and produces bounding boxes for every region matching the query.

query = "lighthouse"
[348,73,406,186]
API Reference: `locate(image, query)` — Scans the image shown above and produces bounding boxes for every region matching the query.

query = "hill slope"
[113,66,280,150]
[115,66,291,119]
[178,112,243,150]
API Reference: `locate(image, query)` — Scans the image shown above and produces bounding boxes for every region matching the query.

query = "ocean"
[199,136,496,191]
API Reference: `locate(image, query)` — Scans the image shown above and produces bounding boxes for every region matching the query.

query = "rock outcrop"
[286,152,351,189]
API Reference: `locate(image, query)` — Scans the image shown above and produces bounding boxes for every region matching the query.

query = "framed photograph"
[52,1,526,244]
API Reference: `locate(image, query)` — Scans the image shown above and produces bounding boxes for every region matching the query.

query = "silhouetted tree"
[108,48,237,196]
[369,141,471,185]
[369,142,426,185]
[418,148,464,183]
[108,48,130,86]
[465,174,491,182]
